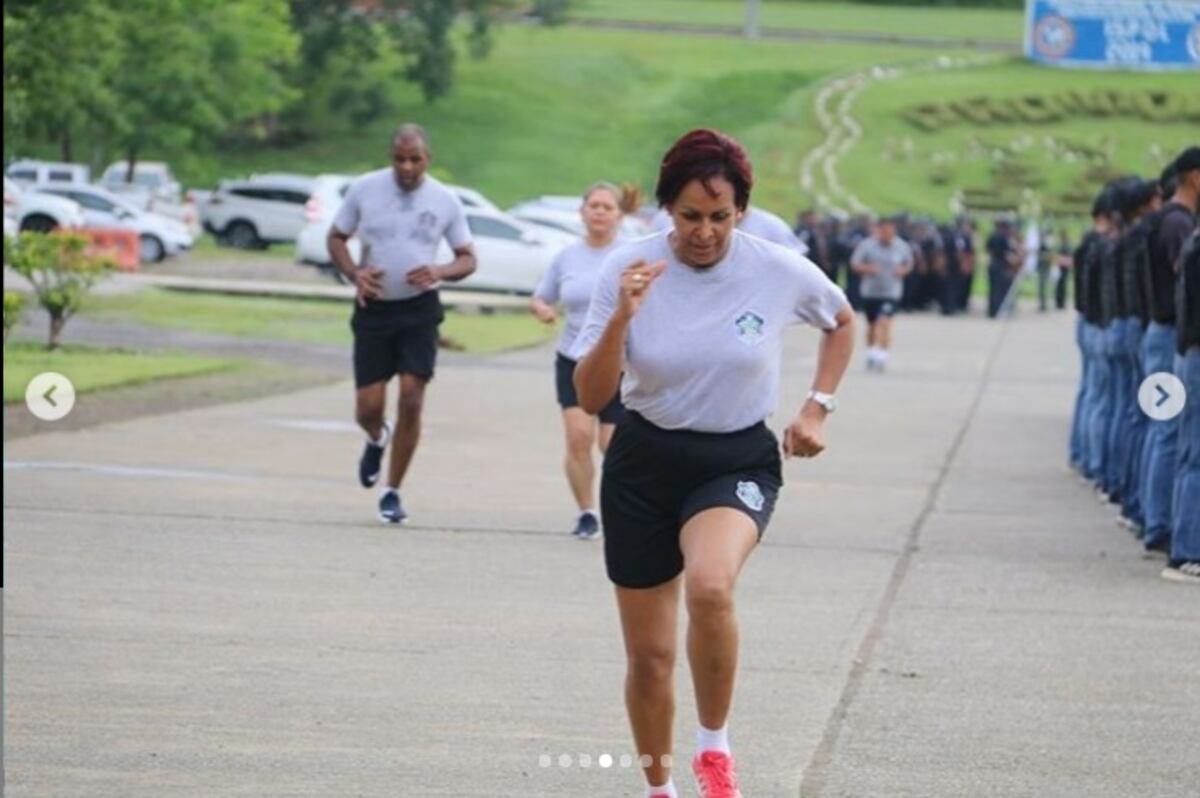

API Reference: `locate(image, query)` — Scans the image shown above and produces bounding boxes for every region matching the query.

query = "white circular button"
[1138,372,1186,422]
[25,372,76,421]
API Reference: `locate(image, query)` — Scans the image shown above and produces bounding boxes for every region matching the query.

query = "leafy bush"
[4,291,25,344]
[3,233,114,350]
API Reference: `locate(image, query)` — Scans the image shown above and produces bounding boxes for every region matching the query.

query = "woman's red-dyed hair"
[655,129,753,211]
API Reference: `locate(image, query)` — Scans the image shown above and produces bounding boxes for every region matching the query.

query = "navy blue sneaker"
[378,490,406,525]
[359,422,391,488]
[572,512,600,540]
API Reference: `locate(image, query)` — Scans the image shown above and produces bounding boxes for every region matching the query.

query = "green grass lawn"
[186,233,294,260]
[3,341,236,403]
[841,58,1199,217]
[572,0,1024,44]
[81,289,557,353]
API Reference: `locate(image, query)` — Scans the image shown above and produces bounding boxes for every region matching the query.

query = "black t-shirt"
[1098,236,1123,324]
[986,231,1012,271]
[940,227,960,274]
[1178,230,1200,354]
[835,229,868,268]
[1074,230,1101,315]
[1119,216,1154,323]
[1147,201,1196,324]
[1084,235,1114,326]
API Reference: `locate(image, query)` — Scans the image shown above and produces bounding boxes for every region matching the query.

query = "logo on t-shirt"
[736,480,765,512]
[409,210,440,244]
[735,311,766,345]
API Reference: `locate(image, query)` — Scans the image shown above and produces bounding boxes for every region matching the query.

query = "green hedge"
[903,89,1200,131]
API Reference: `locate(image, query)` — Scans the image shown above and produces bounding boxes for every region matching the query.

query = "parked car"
[202,173,318,249]
[4,177,85,233]
[3,214,16,239]
[453,184,502,214]
[33,183,193,262]
[5,159,91,188]
[294,176,569,294]
[509,195,649,239]
[99,160,182,206]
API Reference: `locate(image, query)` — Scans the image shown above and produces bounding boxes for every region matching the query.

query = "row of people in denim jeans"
[1069,146,1200,585]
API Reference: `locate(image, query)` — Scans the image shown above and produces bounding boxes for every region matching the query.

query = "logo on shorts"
[736,480,765,512]
[735,311,766,345]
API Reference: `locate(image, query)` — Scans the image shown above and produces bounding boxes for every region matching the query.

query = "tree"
[2,0,122,163]
[4,233,113,350]
[106,0,300,181]
[282,0,507,134]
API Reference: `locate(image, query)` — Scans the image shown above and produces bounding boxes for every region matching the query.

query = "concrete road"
[4,306,1196,797]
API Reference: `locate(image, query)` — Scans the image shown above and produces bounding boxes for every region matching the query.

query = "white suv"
[202,173,317,249]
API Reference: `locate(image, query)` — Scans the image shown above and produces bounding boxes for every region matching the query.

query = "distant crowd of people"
[1068,145,1199,585]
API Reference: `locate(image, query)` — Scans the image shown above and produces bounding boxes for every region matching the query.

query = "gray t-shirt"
[332,170,472,300]
[650,206,809,256]
[851,236,913,300]
[534,239,620,357]
[571,230,847,433]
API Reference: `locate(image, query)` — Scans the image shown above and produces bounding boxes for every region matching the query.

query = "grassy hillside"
[195,21,1187,223]
[207,25,945,215]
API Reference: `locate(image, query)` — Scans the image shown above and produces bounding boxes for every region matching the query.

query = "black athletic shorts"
[600,411,783,589]
[861,298,897,324]
[351,291,444,388]
[554,353,625,424]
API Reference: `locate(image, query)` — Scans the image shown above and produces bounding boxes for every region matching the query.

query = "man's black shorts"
[351,291,444,388]
[554,353,625,424]
[600,412,783,589]
[861,298,897,324]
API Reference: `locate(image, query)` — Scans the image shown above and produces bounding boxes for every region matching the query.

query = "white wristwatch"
[806,390,838,414]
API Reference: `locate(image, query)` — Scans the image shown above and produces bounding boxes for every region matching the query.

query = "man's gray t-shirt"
[332,170,472,301]
[851,236,913,300]
[650,206,809,256]
[534,239,619,357]
[571,230,847,433]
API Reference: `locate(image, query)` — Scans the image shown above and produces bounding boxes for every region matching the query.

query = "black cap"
[1173,146,1200,176]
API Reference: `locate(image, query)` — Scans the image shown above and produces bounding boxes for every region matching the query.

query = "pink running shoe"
[692,750,742,797]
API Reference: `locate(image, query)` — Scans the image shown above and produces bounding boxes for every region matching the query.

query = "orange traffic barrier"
[81,228,140,272]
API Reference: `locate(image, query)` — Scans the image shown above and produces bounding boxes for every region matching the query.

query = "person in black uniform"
[986,217,1022,318]
[1164,228,1200,583]
[1111,179,1162,529]
[1069,188,1116,475]
[1083,184,1120,487]
[955,216,977,313]
[1142,147,1199,556]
